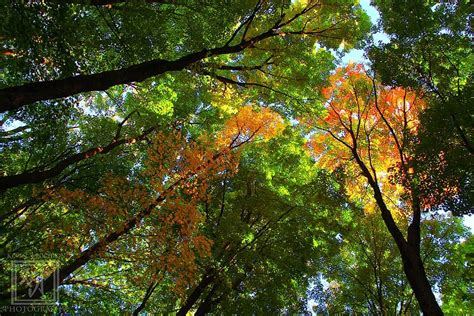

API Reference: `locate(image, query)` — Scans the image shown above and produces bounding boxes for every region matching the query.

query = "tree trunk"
[373,186,443,315]
[194,284,217,316]
[352,151,443,315]
[400,247,443,315]
[374,192,443,315]
[0,28,279,112]
[176,272,215,316]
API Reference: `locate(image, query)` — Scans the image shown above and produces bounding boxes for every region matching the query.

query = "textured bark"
[352,150,443,315]
[0,29,277,112]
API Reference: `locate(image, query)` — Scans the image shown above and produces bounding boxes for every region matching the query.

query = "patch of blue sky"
[338,0,390,66]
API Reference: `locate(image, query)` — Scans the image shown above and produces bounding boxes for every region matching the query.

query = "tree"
[0,119,155,191]
[440,234,474,314]
[4,0,370,303]
[0,107,284,303]
[310,212,471,315]
[368,0,473,215]
[304,64,453,314]
[2,0,470,314]
[0,0,368,246]
[0,0,369,111]
[145,128,354,315]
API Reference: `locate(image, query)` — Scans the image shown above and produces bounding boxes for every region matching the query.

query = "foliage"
[369,0,473,215]
[310,213,471,315]
[0,1,471,314]
[303,64,457,314]
[304,63,426,214]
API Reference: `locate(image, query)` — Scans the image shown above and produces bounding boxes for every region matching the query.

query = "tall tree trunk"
[401,247,443,315]
[176,272,215,316]
[194,284,217,316]
[0,3,333,112]
[352,151,443,315]
[0,24,279,112]
[375,190,442,315]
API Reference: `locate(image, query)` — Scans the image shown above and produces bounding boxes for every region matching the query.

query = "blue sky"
[340,0,389,65]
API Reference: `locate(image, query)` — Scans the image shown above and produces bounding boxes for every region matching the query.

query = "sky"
[340,0,389,65]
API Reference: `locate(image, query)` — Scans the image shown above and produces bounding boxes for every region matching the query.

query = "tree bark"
[194,284,217,316]
[0,2,331,112]
[401,246,443,315]
[176,272,215,316]
[352,150,443,315]
[375,191,442,314]
[0,27,278,112]
[375,189,443,315]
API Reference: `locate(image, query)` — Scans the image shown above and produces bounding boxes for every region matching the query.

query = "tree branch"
[0,125,155,191]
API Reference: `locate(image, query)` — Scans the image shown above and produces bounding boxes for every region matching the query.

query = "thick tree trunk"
[352,151,443,315]
[0,56,205,112]
[194,284,217,316]
[401,248,443,315]
[373,188,443,315]
[176,272,215,316]
[0,28,278,112]
[376,196,443,314]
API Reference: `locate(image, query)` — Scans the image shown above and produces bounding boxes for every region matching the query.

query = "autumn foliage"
[1,1,470,314]
[36,106,284,295]
[304,64,426,215]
